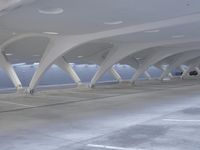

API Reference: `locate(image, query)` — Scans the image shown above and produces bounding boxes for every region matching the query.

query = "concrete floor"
[0,79,200,150]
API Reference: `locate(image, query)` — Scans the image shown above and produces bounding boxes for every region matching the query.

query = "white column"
[160,52,200,80]
[55,57,81,85]
[161,66,178,80]
[181,66,191,78]
[89,44,149,88]
[194,67,200,75]
[130,53,162,84]
[0,52,22,90]
[180,65,188,72]
[144,71,152,80]
[181,57,200,78]
[110,67,122,82]
[168,72,173,78]
[28,37,84,94]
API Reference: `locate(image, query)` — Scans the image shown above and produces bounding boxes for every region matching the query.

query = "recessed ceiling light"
[43,32,59,35]
[78,56,83,58]
[12,32,17,36]
[5,53,13,56]
[104,21,123,25]
[33,54,40,57]
[38,8,64,15]
[144,29,160,33]
[171,35,185,39]
[13,63,26,66]
[33,62,39,66]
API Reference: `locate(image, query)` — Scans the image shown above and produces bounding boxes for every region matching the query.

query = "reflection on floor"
[0,79,200,150]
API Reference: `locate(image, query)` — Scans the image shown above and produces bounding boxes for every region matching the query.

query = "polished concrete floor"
[0,79,200,150]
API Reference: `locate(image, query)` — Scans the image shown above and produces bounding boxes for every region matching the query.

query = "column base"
[16,87,25,95]
[88,84,95,88]
[77,83,89,89]
[24,88,35,95]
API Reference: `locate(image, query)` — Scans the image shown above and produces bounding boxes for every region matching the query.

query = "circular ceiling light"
[104,21,123,25]
[33,54,40,57]
[12,32,17,36]
[5,53,13,56]
[144,29,160,33]
[43,32,59,35]
[171,35,185,39]
[38,8,64,15]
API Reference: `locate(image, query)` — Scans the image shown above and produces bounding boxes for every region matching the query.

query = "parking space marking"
[87,144,144,150]
[0,100,34,107]
[163,119,200,122]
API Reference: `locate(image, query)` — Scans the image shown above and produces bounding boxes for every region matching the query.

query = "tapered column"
[55,57,81,85]
[144,71,152,80]
[0,52,22,90]
[160,52,200,80]
[110,67,122,82]
[194,67,200,75]
[130,53,160,84]
[181,57,200,78]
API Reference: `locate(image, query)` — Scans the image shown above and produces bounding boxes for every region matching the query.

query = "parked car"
[189,71,198,76]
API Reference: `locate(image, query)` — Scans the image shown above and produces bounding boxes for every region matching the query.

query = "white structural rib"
[55,57,81,85]
[144,71,152,80]
[91,40,200,87]
[194,67,200,75]
[181,57,200,78]
[89,44,150,88]
[28,13,200,93]
[129,43,200,84]
[0,52,22,90]
[160,51,200,80]
[110,67,122,82]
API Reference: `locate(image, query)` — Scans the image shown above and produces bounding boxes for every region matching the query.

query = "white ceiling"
[1,0,200,66]
[0,0,200,35]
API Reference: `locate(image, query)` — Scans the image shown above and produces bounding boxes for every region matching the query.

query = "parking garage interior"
[0,0,200,150]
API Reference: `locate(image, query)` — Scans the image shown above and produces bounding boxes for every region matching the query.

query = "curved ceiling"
[0,0,200,66]
[0,0,200,35]
[4,36,49,64]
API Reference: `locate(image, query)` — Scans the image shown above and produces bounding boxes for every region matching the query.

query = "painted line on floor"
[0,100,34,107]
[63,90,113,96]
[87,144,144,150]
[163,119,200,122]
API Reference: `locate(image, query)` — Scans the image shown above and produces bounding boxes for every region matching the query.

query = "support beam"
[28,13,200,93]
[125,58,152,80]
[160,64,176,80]
[89,44,151,88]
[129,48,200,83]
[130,52,166,84]
[181,65,195,78]
[91,41,200,88]
[127,59,154,80]
[144,71,152,80]
[160,51,200,80]
[168,72,173,78]
[181,68,190,78]
[28,37,87,94]
[110,67,122,82]
[179,65,188,78]
[120,57,140,69]
[181,58,200,78]
[194,67,200,75]
[55,57,81,85]
[0,52,22,90]
[182,66,200,78]
[180,65,188,73]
